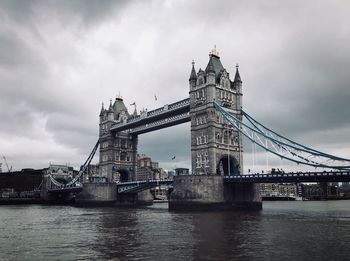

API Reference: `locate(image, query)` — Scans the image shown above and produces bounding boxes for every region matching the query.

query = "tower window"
[120,152,126,161]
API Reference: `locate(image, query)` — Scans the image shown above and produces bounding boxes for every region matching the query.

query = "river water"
[1,201,350,261]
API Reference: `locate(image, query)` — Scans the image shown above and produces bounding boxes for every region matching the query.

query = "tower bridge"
[48,47,350,210]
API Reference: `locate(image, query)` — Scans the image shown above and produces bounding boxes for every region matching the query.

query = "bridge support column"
[115,190,153,206]
[75,183,117,206]
[136,189,154,205]
[169,175,261,211]
[223,182,262,210]
[76,183,154,206]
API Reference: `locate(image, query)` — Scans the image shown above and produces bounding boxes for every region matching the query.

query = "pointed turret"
[205,46,225,85]
[233,64,242,83]
[108,99,113,112]
[99,102,105,116]
[189,60,197,81]
[233,64,243,110]
[205,55,215,74]
[189,60,197,90]
[107,99,114,121]
[113,94,129,118]
[205,46,224,75]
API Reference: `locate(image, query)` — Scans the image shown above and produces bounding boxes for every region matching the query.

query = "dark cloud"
[0,0,128,28]
[0,31,36,69]
[1,0,350,171]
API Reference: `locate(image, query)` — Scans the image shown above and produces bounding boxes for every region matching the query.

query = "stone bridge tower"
[170,48,261,211]
[99,97,138,182]
[189,47,243,176]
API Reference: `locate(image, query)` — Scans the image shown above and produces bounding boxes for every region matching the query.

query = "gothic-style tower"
[171,48,261,210]
[99,96,138,182]
[189,47,243,176]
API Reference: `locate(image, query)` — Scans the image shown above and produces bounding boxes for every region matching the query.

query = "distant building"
[136,154,167,181]
[0,168,43,195]
[301,183,340,200]
[175,168,190,176]
[260,183,298,197]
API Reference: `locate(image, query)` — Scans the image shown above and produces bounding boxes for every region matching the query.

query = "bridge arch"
[116,168,131,182]
[216,155,239,176]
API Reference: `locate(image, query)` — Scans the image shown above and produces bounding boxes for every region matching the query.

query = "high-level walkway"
[110,98,190,134]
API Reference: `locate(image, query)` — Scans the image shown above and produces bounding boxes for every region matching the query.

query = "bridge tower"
[99,96,138,182]
[170,48,261,211]
[189,47,243,176]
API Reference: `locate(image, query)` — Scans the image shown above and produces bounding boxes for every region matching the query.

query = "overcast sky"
[0,0,350,172]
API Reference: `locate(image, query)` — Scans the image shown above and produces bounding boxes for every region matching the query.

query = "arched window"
[120,152,127,161]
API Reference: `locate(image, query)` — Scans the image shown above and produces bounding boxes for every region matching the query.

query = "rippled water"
[1,201,350,260]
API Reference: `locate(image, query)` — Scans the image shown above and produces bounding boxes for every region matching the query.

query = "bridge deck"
[224,171,350,183]
[117,180,173,194]
[110,98,190,133]
[48,187,83,194]
[115,171,350,194]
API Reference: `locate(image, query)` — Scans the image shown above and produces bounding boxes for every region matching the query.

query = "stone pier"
[75,183,154,206]
[169,175,261,211]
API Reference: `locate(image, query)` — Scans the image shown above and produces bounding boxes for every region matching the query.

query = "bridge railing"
[129,112,190,134]
[213,101,350,171]
[224,171,350,183]
[117,179,173,194]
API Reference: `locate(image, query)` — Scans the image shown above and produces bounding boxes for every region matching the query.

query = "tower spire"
[234,63,242,83]
[99,102,105,116]
[108,98,114,112]
[189,60,197,81]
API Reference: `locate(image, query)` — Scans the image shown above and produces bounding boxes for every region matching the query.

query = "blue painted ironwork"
[130,112,190,135]
[242,110,350,161]
[224,171,350,183]
[117,180,173,194]
[213,101,350,171]
[117,171,350,192]
[48,139,100,189]
[110,98,190,133]
[47,186,83,194]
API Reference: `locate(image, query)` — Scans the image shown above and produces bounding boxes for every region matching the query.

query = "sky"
[0,0,350,173]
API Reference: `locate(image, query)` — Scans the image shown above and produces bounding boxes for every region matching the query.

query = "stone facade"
[169,48,262,211]
[99,97,138,182]
[189,48,243,176]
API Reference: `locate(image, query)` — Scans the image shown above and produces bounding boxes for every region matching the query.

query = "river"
[1,201,350,261]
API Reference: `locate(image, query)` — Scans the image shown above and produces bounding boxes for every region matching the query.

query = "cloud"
[0,0,350,172]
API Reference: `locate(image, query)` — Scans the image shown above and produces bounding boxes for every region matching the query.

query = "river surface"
[1,201,350,261]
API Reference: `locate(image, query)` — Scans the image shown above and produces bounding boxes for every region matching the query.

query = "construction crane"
[2,156,12,172]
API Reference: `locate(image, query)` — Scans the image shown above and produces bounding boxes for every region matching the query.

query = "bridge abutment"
[169,175,261,211]
[75,183,154,206]
[75,183,117,206]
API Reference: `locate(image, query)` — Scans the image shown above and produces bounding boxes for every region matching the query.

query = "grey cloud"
[138,123,191,169]
[1,0,350,171]
[0,31,36,69]
[0,0,129,28]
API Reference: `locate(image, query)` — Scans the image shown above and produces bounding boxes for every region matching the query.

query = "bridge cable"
[213,101,350,171]
[48,139,100,188]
